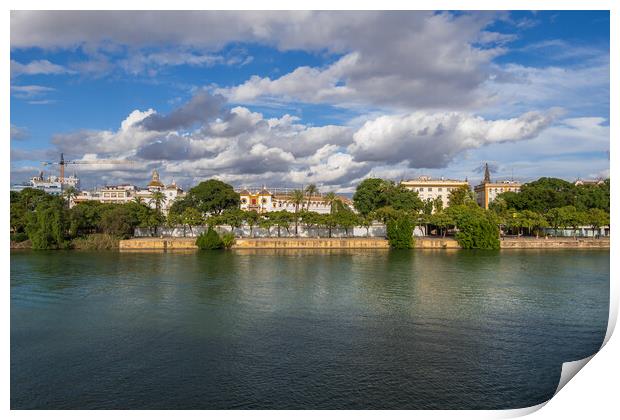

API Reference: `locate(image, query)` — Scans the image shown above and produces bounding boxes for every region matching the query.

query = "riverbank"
[115,236,610,250]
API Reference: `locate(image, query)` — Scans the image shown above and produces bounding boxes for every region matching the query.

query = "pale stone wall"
[500,238,610,249]
[233,238,390,249]
[119,236,609,250]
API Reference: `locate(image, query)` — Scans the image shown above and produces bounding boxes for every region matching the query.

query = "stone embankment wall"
[118,237,610,250]
[500,238,610,249]
[234,238,390,249]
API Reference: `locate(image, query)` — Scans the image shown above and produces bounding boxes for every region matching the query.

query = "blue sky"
[10,11,609,191]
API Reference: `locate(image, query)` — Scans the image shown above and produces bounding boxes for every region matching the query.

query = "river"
[11,249,609,409]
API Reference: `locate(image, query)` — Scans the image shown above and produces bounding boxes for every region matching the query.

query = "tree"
[305,184,319,210]
[334,209,359,237]
[587,208,609,237]
[324,191,339,214]
[385,183,423,212]
[430,212,454,238]
[186,179,239,215]
[259,216,274,237]
[448,185,475,207]
[300,210,321,237]
[353,178,386,215]
[98,205,139,238]
[182,207,204,236]
[220,208,244,236]
[150,191,167,215]
[244,211,260,238]
[63,186,78,208]
[290,189,305,236]
[25,199,68,249]
[432,196,444,213]
[360,213,375,237]
[320,213,339,238]
[386,217,413,249]
[446,204,500,249]
[270,211,293,237]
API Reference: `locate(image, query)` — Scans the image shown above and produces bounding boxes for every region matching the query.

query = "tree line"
[10,176,610,251]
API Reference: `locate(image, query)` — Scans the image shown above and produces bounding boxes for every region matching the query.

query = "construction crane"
[41,153,134,182]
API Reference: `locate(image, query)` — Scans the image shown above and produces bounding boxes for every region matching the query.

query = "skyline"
[10,10,610,192]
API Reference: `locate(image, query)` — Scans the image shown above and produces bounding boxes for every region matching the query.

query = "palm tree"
[133,196,144,205]
[324,191,339,214]
[304,184,318,211]
[291,189,305,236]
[150,191,167,215]
[63,186,77,208]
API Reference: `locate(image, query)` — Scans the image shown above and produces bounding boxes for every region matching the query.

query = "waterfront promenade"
[118,237,610,250]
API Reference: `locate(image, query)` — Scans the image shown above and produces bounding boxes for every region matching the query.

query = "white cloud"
[11,59,73,78]
[348,110,558,168]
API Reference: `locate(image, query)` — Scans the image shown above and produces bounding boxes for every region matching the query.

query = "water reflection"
[11,250,609,409]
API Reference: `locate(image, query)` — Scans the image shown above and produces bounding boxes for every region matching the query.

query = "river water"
[11,249,609,409]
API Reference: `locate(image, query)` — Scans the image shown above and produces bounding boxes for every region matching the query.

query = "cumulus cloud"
[11,11,513,110]
[139,91,226,131]
[11,84,55,99]
[11,59,73,78]
[348,110,559,168]
[10,124,29,141]
[33,87,567,190]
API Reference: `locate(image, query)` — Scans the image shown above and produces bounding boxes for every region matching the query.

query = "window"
[438,188,443,192]
[428,187,433,192]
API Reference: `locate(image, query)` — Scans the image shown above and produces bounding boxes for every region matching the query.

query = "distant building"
[474,163,521,209]
[574,178,605,186]
[72,169,185,214]
[400,176,469,210]
[10,171,80,195]
[238,187,351,214]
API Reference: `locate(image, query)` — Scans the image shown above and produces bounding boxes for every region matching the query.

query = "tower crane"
[40,153,134,182]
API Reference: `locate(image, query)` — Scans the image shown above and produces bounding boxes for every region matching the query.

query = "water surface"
[11,249,609,409]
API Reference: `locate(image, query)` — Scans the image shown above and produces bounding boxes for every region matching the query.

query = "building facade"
[10,171,80,195]
[72,169,185,214]
[238,187,351,214]
[474,163,521,209]
[400,176,470,210]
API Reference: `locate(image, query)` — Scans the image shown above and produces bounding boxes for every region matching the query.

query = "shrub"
[455,213,500,250]
[71,233,119,250]
[11,232,29,243]
[386,217,414,249]
[196,227,224,250]
[221,232,236,249]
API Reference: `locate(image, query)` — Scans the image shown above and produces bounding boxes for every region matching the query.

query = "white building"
[11,171,80,195]
[73,169,185,214]
[238,187,351,214]
[400,176,470,210]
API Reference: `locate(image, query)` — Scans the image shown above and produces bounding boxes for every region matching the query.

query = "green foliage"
[71,234,119,250]
[587,208,610,230]
[448,185,475,207]
[196,227,224,250]
[353,178,422,215]
[446,205,500,249]
[25,198,69,250]
[386,217,414,249]
[186,179,239,215]
[332,208,360,237]
[500,177,610,213]
[98,205,139,238]
[221,232,236,249]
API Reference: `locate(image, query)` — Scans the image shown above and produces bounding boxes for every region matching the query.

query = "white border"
[3,2,617,419]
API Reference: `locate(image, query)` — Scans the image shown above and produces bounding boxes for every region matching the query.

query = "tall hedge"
[386,217,414,249]
[196,227,224,250]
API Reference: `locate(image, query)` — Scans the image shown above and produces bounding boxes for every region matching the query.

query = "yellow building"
[400,176,469,210]
[474,163,521,209]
